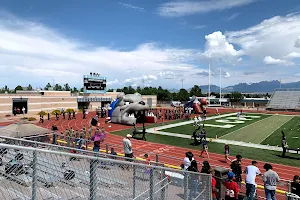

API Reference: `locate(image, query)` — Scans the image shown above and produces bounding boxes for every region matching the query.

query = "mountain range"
[199,80,300,93]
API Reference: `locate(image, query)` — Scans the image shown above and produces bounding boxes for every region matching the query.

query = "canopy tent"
[0,122,50,138]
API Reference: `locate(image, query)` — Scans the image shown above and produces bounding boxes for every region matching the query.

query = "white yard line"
[258,116,294,144]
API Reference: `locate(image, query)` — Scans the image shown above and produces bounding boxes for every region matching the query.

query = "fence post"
[183,172,188,200]
[89,158,98,200]
[156,154,159,166]
[160,169,166,200]
[149,168,154,200]
[31,150,38,200]
[105,144,109,154]
[133,165,136,198]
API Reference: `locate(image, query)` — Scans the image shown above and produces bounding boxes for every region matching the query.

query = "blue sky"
[0,0,300,89]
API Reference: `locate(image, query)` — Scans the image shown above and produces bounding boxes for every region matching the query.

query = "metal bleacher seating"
[267,88,300,110]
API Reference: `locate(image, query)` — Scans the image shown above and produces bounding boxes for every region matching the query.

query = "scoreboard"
[83,75,107,94]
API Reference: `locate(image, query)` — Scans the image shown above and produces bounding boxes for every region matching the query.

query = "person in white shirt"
[244,161,261,200]
[183,151,194,170]
[122,134,133,170]
[22,107,26,115]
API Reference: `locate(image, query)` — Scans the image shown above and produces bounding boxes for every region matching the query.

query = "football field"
[160,113,300,148]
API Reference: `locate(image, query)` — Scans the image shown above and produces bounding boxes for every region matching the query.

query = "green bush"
[28,117,36,121]
[51,110,61,115]
[21,117,28,120]
[37,111,47,116]
[65,108,74,113]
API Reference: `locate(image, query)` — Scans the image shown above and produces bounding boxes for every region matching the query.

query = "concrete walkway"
[146,113,299,154]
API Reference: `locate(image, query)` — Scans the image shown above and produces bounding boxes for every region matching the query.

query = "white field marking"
[259,116,294,144]
[219,115,272,139]
[246,112,300,117]
[152,113,237,131]
[202,124,235,128]
[226,117,253,120]
[215,119,245,124]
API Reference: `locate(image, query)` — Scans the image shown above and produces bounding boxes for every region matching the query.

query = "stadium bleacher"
[267,88,300,110]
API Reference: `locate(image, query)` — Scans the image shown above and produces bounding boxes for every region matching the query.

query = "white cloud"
[263,56,295,66]
[224,72,231,78]
[107,79,119,85]
[158,0,257,17]
[226,14,300,59]
[285,52,300,59]
[295,36,300,48]
[0,13,206,88]
[119,2,145,12]
[227,12,241,20]
[201,31,243,63]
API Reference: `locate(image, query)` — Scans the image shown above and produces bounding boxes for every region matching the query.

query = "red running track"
[32,110,300,199]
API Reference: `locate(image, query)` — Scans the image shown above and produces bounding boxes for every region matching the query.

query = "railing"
[0,142,212,200]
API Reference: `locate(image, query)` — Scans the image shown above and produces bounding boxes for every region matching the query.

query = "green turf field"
[221,115,293,143]
[262,116,300,148]
[160,113,270,138]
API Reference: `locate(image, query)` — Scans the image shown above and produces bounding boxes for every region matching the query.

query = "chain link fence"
[0,140,212,200]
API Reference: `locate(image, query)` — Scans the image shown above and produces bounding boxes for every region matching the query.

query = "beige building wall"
[0,91,157,114]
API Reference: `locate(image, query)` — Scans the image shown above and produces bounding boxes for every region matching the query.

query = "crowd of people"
[181,151,300,200]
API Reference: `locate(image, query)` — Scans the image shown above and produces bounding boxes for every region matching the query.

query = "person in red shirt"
[208,168,219,200]
[223,172,239,200]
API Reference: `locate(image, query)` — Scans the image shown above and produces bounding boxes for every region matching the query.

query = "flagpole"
[208,63,211,105]
[220,67,222,105]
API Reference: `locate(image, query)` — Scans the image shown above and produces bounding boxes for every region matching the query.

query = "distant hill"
[199,80,300,93]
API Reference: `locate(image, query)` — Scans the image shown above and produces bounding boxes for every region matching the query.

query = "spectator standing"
[68,111,71,120]
[262,163,280,200]
[55,112,59,120]
[62,110,65,119]
[48,112,50,120]
[200,160,211,174]
[230,155,243,188]
[39,115,44,124]
[187,160,200,200]
[281,131,288,158]
[183,152,194,170]
[224,172,239,200]
[88,126,93,139]
[83,108,86,119]
[209,168,219,200]
[13,107,17,116]
[72,110,76,119]
[291,175,300,197]
[122,134,133,170]
[244,161,261,200]
[22,107,26,115]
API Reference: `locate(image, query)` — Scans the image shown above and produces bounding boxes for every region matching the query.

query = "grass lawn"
[111,126,300,167]
[262,116,300,148]
[159,113,270,138]
[222,115,293,143]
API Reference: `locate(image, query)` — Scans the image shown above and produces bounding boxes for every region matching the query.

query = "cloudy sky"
[0,0,300,90]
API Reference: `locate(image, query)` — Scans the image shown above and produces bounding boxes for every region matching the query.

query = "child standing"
[225,144,231,163]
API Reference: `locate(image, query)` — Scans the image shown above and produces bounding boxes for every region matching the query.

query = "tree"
[230,92,243,105]
[189,85,202,97]
[64,83,71,91]
[177,89,190,102]
[80,88,84,92]
[14,85,23,92]
[116,88,122,92]
[27,84,33,91]
[44,83,52,90]
[54,84,63,91]
[107,89,114,92]
[72,87,79,93]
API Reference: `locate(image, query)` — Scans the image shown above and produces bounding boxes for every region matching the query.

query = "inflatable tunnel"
[108,98,119,118]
